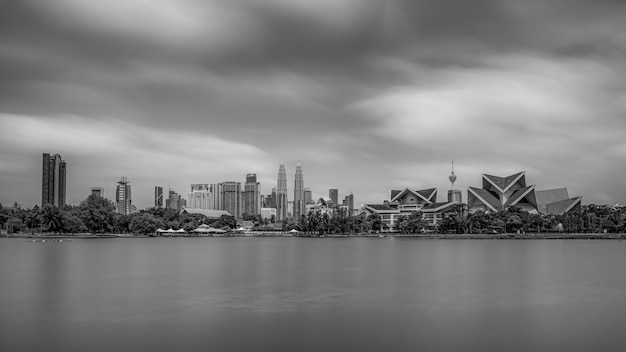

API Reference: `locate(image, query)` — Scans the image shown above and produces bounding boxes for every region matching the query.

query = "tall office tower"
[270,188,277,208]
[209,183,222,210]
[220,182,242,218]
[342,193,354,211]
[329,189,338,205]
[276,161,288,221]
[155,186,164,208]
[91,187,104,198]
[166,189,185,212]
[244,174,261,216]
[188,184,214,209]
[42,153,67,207]
[304,188,312,205]
[293,162,305,219]
[447,160,462,203]
[115,177,132,215]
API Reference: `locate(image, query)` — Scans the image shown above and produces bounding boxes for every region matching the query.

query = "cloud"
[0,113,269,208]
[1,0,626,208]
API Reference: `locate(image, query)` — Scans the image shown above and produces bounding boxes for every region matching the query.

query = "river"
[1,237,625,351]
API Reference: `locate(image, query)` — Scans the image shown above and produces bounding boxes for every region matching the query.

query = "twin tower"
[276,160,305,221]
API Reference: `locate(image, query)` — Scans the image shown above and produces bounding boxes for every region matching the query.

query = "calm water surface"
[1,237,625,352]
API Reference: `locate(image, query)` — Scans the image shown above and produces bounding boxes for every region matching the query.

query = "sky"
[1,0,625,209]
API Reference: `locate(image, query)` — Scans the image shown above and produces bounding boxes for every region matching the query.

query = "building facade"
[42,153,67,207]
[362,187,456,230]
[293,162,305,219]
[91,187,104,198]
[116,177,132,215]
[329,189,338,205]
[244,174,261,216]
[342,193,354,211]
[276,161,288,221]
[187,184,215,210]
[220,182,242,218]
[166,189,185,213]
[155,186,163,208]
[261,208,277,221]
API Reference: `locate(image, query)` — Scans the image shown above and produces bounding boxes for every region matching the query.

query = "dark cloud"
[1,0,626,207]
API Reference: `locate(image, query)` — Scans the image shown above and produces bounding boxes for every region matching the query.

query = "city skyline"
[1,1,626,209]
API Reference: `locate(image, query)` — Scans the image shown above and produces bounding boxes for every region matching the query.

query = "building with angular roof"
[468,172,581,215]
[535,188,582,215]
[362,187,456,230]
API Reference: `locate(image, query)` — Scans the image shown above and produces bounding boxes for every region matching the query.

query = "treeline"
[252,204,626,235]
[0,195,236,235]
[432,204,626,234]
[1,196,625,235]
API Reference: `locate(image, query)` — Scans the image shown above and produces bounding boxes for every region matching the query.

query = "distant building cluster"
[362,164,582,231]
[40,153,582,225]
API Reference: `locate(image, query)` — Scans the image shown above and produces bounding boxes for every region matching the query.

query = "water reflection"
[1,238,626,351]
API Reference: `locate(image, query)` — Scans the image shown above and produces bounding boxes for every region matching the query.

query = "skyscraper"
[304,188,312,205]
[293,162,305,219]
[42,153,66,207]
[220,182,242,218]
[155,186,164,208]
[244,174,261,216]
[276,161,288,221]
[116,177,132,215]
[270,188,277,208]
[166,188,184,212]
[329,188,338,205]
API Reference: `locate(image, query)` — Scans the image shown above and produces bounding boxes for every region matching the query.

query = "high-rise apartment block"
[42,153,66,207]
[276,161,288,221]
[188,184,215,209]
[116,177,132,215]
[329,189,338,205]
[244,174,261,216]
[293,162,305,219]
[155,186,164,208]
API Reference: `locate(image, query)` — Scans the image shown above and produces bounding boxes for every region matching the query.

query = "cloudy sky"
[1,0,625,209]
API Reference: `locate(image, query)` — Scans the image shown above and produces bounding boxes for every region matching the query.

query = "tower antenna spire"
[449,159,457,190]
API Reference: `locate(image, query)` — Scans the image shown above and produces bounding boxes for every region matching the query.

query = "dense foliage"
[0,196,238,235]
[1,197,625,236]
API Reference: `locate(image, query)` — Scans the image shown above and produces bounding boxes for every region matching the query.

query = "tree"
[24,212,41,235]
[79,195,116,233]
[40,204,64,235]
[506,215,522,233]
[6,217,23,234]
[367,213,382,233]
[129,213,163,235]
[212,215,236,229]
[62,213,85,233]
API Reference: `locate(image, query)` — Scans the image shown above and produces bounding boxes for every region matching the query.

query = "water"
[1,237,625,351]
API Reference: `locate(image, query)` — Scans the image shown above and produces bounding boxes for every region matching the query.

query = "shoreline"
[2,233,626,240]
